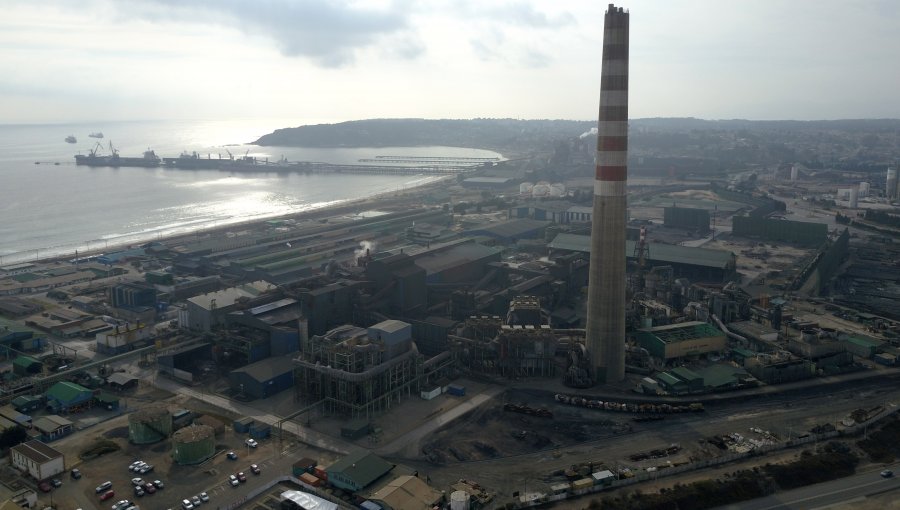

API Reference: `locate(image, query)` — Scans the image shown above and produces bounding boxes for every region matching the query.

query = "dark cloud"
[123,0,421,67]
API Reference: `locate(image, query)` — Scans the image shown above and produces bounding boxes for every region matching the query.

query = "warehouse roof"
[655,372,684,387]
[371,475,443,510]
[468,219,549,240]
[231,355,295,383]
[106,373,139,386]
[327,450,393,489]
[11,440,61,463]
[696,364,749,389]
[413,242,501,275]
[33,415,72,434]
[670,366,703,382]
[549,233,735,269]
[187,280,274,311]
[45,382,92,404]
[641,321,725,344]
[281,490,338,510]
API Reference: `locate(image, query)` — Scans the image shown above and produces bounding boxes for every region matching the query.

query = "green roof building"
[45,382,94,413]
[637,321,727,361]
[326,449,393,492]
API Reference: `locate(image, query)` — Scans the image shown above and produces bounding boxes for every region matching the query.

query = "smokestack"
[585,3,629,384]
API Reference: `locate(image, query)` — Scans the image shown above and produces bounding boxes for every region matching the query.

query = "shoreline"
[5,174,456,267]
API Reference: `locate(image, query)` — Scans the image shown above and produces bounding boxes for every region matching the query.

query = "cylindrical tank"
[128,405,173,444]
[450,491,470,510]
[172,424,215,465]
[532,181,551,197]
[887,167,898,199]
[519,182,534,194]
[549,183,566,197]
[849,188,858,208]
[790,165,798,182]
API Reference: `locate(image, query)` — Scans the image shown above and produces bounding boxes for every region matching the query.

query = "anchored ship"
[65,135,77,143]
[74,142,160,167]
[89,132,104,138]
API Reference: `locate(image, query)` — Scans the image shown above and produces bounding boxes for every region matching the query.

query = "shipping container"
[293,457,317,477]
[447,384,466,397]
[299,472,321,487]
[249,423,271,439]
[314,466,328,481]
[572,478,593,491]
[420,387,442,400]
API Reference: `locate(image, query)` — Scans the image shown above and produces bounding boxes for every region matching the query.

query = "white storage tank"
[532,181,551,197]
[849,188,859,208]
[549,183,566,197]
[450,491,470,510]
[790,165,799,182]
[519,182,534,194]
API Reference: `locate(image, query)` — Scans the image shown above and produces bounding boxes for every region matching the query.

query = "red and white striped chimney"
[585,4,629,384]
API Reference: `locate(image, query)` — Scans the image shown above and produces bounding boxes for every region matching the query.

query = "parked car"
[250,464,260,475]
[112,500,132,510]
[227,451,238,460]
[51,478,62,488]
[181,498,194,510]
[131,477,143,486]
[38,481,51,493]
[133,486,145,497]
[199,492,209,502]
[139,464,154,474]
[144,482,157,494]
[96,481,113,493]
[229,475,239,487]
[237,472,247,483]
[881,469,893,478]
[153,479,165,489]
[191,495,202,506]
[245,438,258,448]
[70,468,82,479]
[100,490,116,501]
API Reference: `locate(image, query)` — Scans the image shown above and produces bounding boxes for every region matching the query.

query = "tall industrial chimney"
[887,167,898,200]
[585,4,629,384]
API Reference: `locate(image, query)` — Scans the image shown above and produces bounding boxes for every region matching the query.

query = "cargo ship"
[65,135,77,143]
[162,150,252,169]
[89,132,104,138]
[74,142,160,167]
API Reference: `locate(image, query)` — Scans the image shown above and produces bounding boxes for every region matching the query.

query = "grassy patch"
[79,439,121,460]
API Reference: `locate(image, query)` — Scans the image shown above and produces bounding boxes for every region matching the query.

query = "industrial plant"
[1,3,900,510]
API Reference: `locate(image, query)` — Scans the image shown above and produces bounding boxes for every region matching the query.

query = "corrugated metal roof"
[670,366,703,382]
[187,280,274,310]
[468,219,549,239]
[45,382,92,404]
[413,243,501,274]
[327,450,393,489]
[549,233,735,269]
[371,475,443,510]
[280,490,337,510]
[231,355,296,383]
[11,440,61,463]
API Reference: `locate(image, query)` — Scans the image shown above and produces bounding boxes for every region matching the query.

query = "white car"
[245,438,258,448]
[229,475,239,487]
[131,477,143,486]
[200,492,210,502]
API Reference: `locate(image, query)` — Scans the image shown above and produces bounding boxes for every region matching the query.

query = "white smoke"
[355,240,377,265]
[579,127,598,139]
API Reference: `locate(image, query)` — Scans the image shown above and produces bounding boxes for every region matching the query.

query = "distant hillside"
[253,118,593,151]
[254,117,900,151]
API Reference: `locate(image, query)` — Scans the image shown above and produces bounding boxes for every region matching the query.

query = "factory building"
[44,382,94,414]
[294,320,449,417]
[10,440,64,481]
[370,475,444,510]
[109,282,157,309]
[326,449,394,492]
[228,355,295,400]
[33,415,74,442]
[732,216,827,246]
[412,242,502,284]
[185,280,275,332]
[466,219,550,244]
[157,342,214,383]
[299,280,367,337]
[637,321,727,361]
[363,254,427,316]
[549,233,736,282]
[226,297,302,356]
[664,207,710,232]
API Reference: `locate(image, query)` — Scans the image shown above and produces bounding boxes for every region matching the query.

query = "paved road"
[149,373,351,455]
[375,386,504,457]
[713,464,900,510]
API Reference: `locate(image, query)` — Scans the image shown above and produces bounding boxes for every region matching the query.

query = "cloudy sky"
[2,0,898,124]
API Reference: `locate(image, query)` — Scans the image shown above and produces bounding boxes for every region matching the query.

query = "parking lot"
[35,396,312,510]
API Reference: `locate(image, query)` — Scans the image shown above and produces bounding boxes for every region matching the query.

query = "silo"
[532,181,551,197]
[172,424,215,465]
[549,183,567,197]
[887,167,898,200]
[450,491,470,510]
[519,182,534,195]
[790,166,798,182]
[849,188,859,209]
[128,405,173,444]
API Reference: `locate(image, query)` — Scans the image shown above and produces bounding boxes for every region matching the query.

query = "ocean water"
[0,119,501,265]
